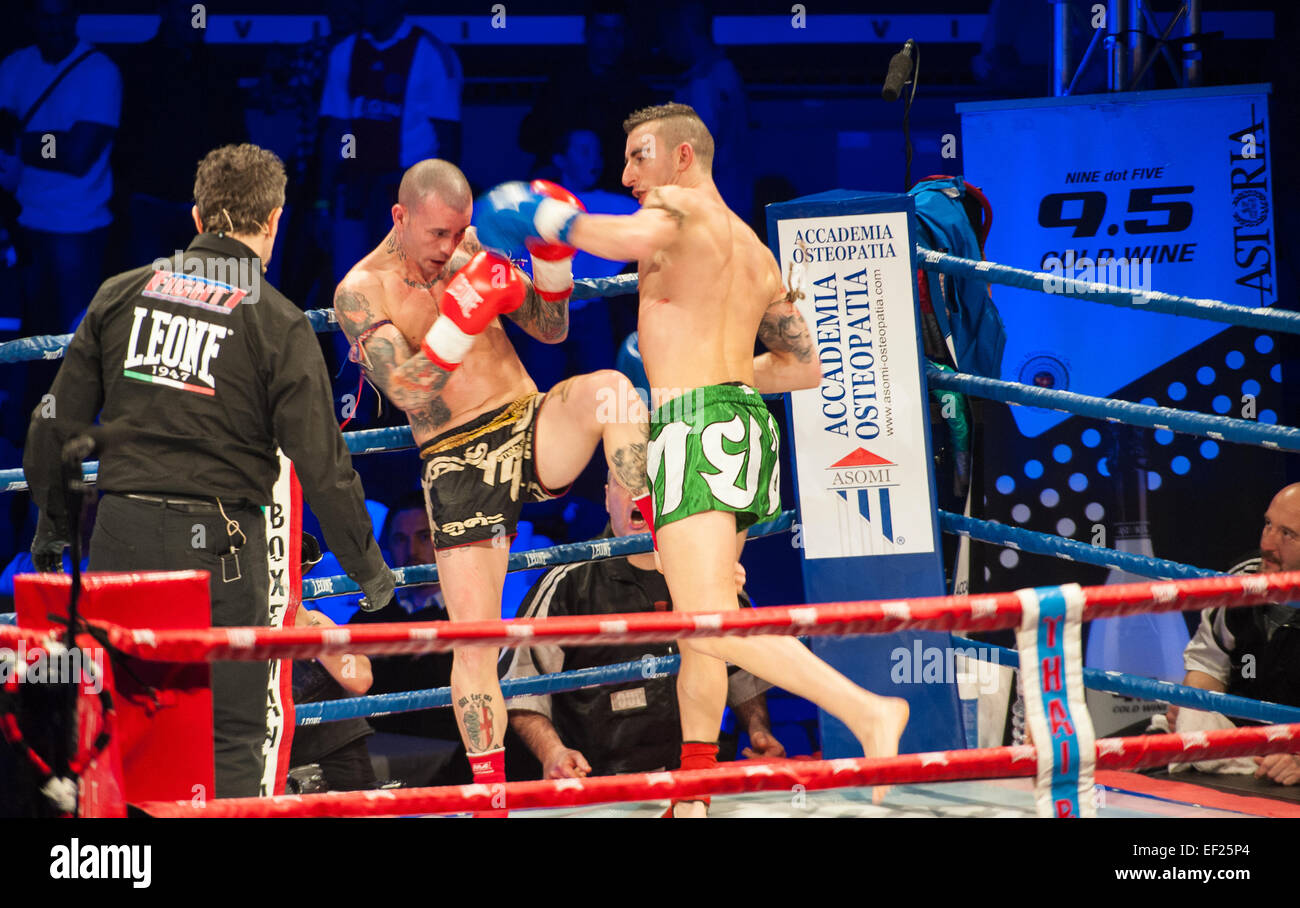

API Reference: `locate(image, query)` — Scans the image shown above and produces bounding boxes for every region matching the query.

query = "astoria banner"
[959,85,1277,437]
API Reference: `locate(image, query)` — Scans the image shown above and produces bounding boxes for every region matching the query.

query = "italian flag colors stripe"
[124,369,215,396]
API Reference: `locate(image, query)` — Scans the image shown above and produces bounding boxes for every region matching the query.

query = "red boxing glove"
[526,180,585,302]
[421,251,524,371]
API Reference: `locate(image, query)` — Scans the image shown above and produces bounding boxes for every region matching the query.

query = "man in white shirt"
[0,0,121,334]
[0,0,120,445]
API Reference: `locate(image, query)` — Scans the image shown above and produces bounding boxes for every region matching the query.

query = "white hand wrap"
[529,255,574,297]
[422,316,475,368]
[533,198,580,243]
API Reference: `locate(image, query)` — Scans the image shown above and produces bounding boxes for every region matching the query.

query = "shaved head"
[1275,483,1300,506]
[1260,483,1300,573]
[398,159,472,211]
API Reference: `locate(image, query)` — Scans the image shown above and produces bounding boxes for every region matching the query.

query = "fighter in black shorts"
[419,393,571,549]
[333,160,652,800]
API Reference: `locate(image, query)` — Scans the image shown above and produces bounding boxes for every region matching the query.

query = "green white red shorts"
[647,383,781,532]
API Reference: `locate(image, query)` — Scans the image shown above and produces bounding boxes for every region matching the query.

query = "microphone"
[881,39,916,102]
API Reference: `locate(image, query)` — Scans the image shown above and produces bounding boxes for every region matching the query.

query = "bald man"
[1172,483,1300,786]
[333,159,650,805]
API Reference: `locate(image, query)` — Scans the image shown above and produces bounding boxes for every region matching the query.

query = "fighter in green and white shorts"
[647,382,782,531]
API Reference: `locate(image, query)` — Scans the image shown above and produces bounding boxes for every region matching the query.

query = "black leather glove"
[31,511,68,573]
[300,531,323,574]
[355,565,396,613]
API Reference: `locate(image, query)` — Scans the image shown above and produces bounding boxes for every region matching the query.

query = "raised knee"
[593,368,630,392]
[564,370,624,412]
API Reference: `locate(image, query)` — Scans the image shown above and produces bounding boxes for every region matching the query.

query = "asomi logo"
[825,447,901,555]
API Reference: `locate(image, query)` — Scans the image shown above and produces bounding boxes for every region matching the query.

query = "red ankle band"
[680,741,719,772]
[469,747,505,785]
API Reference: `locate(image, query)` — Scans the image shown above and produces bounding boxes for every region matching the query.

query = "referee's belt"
[118,492,258,514]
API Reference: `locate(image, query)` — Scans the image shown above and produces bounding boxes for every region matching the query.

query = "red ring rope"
[134,723,1300,818]
[4,571,1293,663]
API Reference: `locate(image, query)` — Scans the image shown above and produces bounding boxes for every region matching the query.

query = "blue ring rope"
[926,366,1300,452]
[9,250,1296,366]
[939,511,1222,580]
[0,425,415,492]
[950,635,1300,726]
[298,653,680,724]
[8,364,1293,490]
[308,631,1300,725]
[0,275,644,366]
[917,247,1300,335]
[302,509,798,599]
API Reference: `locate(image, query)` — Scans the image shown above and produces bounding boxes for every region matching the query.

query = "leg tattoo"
[611,442,648,497]
[458,693,496,752]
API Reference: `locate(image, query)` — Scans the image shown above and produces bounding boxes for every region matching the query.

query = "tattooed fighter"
[334,160,651,806]
[476,104,909,816]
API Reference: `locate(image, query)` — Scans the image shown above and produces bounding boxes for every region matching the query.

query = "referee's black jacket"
[24,232,385,584]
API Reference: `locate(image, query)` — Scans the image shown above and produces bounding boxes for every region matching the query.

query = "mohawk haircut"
[622,102,715,171]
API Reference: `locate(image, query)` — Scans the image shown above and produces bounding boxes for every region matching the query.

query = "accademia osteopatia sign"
[779,211,935,560]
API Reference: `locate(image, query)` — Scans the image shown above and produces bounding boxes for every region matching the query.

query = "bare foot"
[850,695,909,805]
[667,800,708,818]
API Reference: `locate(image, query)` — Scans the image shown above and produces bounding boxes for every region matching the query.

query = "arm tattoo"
[365,336,399,383]
[334,286,377,342]
[644,188,686,227]
[348,313,451,410]
[392,347,452,398]
[509,282,569,342]
[758,298,815,363]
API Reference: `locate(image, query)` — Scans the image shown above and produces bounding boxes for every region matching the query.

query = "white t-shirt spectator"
[319,20,462,169]
[0,41,121,232]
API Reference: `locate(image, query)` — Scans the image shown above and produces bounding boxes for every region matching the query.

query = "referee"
[24,143,394,799]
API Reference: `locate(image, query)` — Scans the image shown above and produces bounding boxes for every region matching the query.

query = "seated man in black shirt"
[1169,483,1300,786]
[504,473,784,778]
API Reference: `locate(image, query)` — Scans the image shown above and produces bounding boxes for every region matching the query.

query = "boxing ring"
[3,236,1300,819]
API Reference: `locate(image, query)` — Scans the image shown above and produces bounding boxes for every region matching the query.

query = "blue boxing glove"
[475,181,582,256]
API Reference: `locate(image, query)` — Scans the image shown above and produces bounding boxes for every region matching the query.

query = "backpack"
[909,175,1006,379]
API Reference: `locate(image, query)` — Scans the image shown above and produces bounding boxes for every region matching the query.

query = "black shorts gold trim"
[418,393,571,550]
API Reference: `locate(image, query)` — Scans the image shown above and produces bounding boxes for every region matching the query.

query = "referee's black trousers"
[89,493,270,799]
